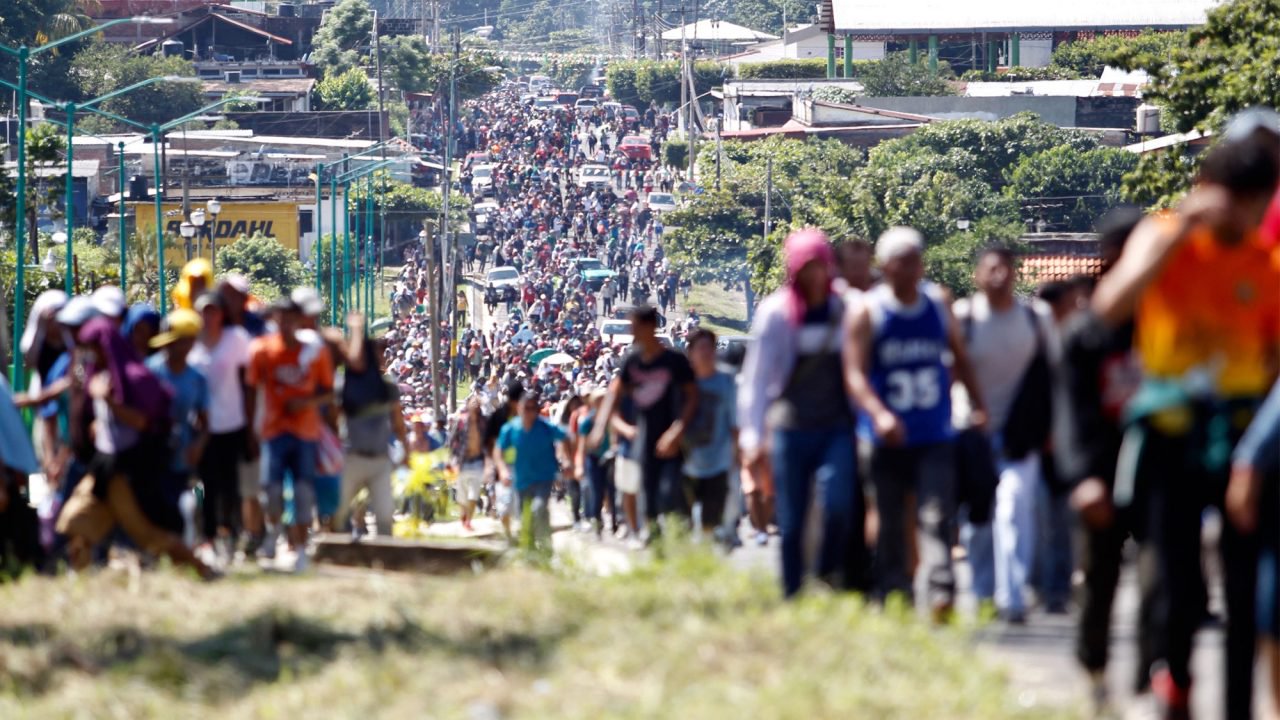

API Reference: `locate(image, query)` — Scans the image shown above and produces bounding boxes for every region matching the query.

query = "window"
[299,209,313,234]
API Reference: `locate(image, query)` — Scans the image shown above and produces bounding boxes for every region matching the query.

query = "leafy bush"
[960,66,1081,82]
[859,53,956,97]
[607,60,728,108]
[215,232,308,300]
[314,68,374,111]
[663,137,689,169]
[1004,146,1138,231]
[737,59,827,79]
[812,86,860,105]
[1049,29,1186,78]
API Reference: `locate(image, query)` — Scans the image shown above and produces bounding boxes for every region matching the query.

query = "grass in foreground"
[0,548,1067,719]
[685,283,749,336]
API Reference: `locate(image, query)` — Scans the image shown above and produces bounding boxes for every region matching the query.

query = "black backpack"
[999,305,1054,460]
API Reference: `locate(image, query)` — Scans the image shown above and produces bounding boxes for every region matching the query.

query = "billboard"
[132,201,300,267]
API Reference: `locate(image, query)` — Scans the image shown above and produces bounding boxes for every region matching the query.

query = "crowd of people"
[0,76,1277,720]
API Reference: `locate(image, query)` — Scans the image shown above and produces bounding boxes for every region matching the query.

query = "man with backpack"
[955,247,1058,624]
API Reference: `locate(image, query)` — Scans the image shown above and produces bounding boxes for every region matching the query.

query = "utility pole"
[424,222,442,415]
[373,11,387,327]
[763,157,772,240]
[632,0,640,59]
[445,26,460,413]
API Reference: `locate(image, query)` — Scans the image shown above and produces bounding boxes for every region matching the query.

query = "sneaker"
[260,529,279,560]
[626,537,645,551]
[294,550,310,574]
[1087,670,1113,719]
[754,531,769,547]
[1150,665,1190,720]
[615,525,631,540]
[999,609,1027,626]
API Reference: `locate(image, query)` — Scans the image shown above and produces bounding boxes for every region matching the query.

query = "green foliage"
[605,61,642,107]
[315,68,374,111]
[498,0,590,49]
[663,137,689,170]
[25,122,65,164]
[737,59,829,80]
[310,0,375,79]
[860,53,956,97]
[700,0,809,35]
[669,137,866,295]
[607,60,729,108]
[880,113,1098,188]
[1049,30,1186,79]
[69,39,204,127]
[960,66,1080,82]
[811,86,860,105]
[215,232,308,301]
[924,217,1026,297]
[544,29,601,54]
[1141,0,1280,132]
[1004,146,1138,231]
[382,37,502,99]
[1120,147,1200,209]
[541,57,594,90]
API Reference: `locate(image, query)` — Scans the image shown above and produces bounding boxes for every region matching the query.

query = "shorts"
[739,460,775,498]
[495,483,516,519]
[457,460,485,504]
[314,474,341,519]
[262,434,318,527]
[615,457,641,495]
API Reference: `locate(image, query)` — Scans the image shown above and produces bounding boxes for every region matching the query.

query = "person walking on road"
[847,227,986,618]
[738,228,863,597]
[682,329,737,543]
[496,391,573,554]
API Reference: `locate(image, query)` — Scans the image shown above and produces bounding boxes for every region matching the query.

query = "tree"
[383,35,434,94]
[606,62,642,107]
[700,0,809,35]
[924,217,1026,297]
[1049,30,1186,79]
[737,59,828,80]
[1004,146,1138,231]
[1140,0,1280,132]
[69,40,204,127]
[215,233,308,301]
[315,68,374,111]
[860,53,956,97]
[1120,147,1200,210]
[310,0,375,79]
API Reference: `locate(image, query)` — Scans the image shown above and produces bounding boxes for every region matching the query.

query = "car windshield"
[473,167,492,178]
[601,322,630,335]
[578,258,603,271]
[649,194,673,204]
[623,136,645,145]
[489,268,518,281]
[583,166,608,176]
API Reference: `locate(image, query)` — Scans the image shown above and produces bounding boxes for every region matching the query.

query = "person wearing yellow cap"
[146,309,210,545]
[172,258,215,311]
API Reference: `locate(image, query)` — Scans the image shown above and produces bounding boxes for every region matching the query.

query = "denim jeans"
[770,427,858,597]
[1034,478,1073,607]
[964,520,996,602]
[993,453,1040,614]
[585,455,613,524]
[262,434,318,526]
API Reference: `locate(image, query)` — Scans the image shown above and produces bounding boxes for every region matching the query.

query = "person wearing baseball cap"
[146,309,210,542]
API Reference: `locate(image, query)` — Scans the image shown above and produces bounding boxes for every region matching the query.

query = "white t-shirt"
[188,326,251,434]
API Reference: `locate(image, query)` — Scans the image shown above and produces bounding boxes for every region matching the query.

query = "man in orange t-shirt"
[247,297,334,567]
[1093,115,1280,719]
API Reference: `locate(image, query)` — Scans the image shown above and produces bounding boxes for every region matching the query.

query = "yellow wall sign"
[132,201,300,266]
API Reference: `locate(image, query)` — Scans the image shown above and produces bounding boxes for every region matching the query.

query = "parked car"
[646,191,677,213]
[464,151,491,169]
[573,256,617,290]
[555,92,579,109]
[598,318,634,347]
[601,101,622,119]
[532,96,557,109]
[611,305,667,328]
[528,74,551,93]
[618,135,652,161]
[574,163,612,189]
[472,199,500,231]
[622,105,640,122]
[580,84,604,99]
[575,98,599,111]
[471,164,495,195]
[485,266,522,303]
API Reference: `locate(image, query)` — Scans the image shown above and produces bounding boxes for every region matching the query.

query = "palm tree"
[34,0,101,47]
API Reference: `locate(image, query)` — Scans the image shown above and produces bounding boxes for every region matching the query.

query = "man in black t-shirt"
[591,305,697,538]
[484,380,525,534]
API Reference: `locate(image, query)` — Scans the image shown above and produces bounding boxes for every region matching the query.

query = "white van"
[528,74,551,93]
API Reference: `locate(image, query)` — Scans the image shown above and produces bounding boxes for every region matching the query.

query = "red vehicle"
[618,135,652,160]
[464,151,491,169]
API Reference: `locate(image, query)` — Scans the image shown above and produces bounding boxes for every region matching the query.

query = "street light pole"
[151,123,167,314]
[314,161,324,291]
[117,141,126,288]
[11,47,29,387]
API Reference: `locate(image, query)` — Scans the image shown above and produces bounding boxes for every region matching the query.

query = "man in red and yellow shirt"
[1094,116,1280,719]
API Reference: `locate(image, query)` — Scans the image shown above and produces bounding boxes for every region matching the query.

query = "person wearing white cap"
[90,286,127,325]
[846,226,987,621]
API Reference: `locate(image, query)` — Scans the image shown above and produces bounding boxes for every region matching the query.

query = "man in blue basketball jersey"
[848,227,987,620]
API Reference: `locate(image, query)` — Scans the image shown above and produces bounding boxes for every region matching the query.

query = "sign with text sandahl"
[132,201,300,266]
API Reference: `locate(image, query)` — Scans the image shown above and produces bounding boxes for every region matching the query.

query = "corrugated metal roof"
[831,0,1218,33]
[661,19,777,42]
